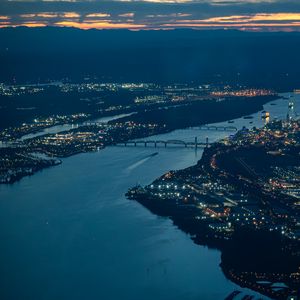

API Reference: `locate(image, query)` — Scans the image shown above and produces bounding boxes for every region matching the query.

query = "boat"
[228,120,235,124]
[261,111,270,119]
[149,152,159,157]
[224,290,241,300]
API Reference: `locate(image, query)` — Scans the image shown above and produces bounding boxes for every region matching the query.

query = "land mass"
[0,93,277,184]
[1,28,300,92]
[127,119,300,300]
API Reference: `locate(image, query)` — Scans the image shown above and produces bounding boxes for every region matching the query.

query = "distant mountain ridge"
[1,27,300,90]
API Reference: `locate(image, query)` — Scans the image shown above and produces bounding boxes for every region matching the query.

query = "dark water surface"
[2,94,297,300]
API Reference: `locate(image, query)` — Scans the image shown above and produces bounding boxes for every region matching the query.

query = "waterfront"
[0,93,298,300]
[19,113,136,141]
[0,148,268,300]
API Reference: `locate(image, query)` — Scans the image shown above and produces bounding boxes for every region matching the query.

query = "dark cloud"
[1,0,300,30]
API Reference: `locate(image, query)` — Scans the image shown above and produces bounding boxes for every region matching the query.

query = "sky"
[1,0,300,31]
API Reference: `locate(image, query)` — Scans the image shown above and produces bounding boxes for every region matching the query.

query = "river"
[0,93,298,300]
[19,112,136,141]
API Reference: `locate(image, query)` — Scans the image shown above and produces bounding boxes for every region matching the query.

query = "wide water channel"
[0,93,298,300]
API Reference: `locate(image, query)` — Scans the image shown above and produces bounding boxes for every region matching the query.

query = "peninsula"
[127,119,300,300]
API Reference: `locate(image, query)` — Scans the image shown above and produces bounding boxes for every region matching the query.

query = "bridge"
[82,121,108,127]
[116,137,210,149]
[189,125,238,132]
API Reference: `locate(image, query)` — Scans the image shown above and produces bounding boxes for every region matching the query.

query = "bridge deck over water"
[190,125,237,132]
[116,137,211,149]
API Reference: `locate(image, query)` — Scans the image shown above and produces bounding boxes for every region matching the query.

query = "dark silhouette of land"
[1,27,300,90]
